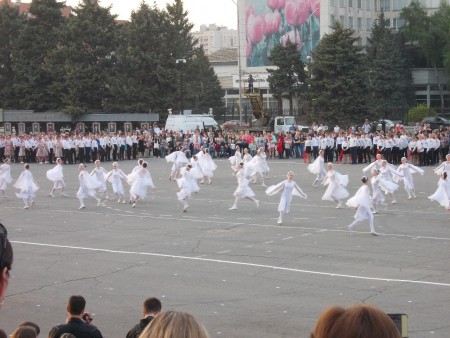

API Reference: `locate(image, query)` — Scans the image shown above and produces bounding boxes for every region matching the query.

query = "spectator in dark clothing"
[126,297,162,338]
[48,295,103,338]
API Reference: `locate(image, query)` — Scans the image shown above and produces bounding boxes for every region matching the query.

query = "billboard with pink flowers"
[245,0,320,67]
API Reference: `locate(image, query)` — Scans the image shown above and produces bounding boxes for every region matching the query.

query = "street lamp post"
[231,0,243,125]
[176,58,187,114]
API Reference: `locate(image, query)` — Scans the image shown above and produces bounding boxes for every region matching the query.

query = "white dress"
[106,169,127,195]
[379,166,401,194]
[166,151,189,172]
[346,185,374,222]
[77,170,101,199]
[266,180,307,213]
[371,176,385,206]
[246,153,270,180]
[46,163,65,189]
[229,151,242,171]
[233,168,255,199]
[90,167,108,192]
[14,170,39,200]
[434,161,450,176]
[308,156,326,181]
[0,163,13,191]
[176,168,199,200]
[362,159,383,173]
[396,163,424,193]
[198,153,217,177]
[129,167,155,199]
[428,178,450,209]
[321,170,349,201]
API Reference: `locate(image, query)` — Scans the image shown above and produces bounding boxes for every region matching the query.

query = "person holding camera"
[48,295,103,338]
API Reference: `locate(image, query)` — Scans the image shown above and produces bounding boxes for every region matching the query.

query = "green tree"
[366,12,414,121]
[267,40,306,115]
[306,22,367,126]
[12,0,66,111]
[50,0,118,118]
[0,4,24,109]
[407,103,438,122]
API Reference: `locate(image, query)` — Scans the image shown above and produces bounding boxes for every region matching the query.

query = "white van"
[165,109,219,133]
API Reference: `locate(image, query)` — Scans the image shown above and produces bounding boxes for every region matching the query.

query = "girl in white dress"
[46,158,67,197]
[90,160,109,199]
[177,164,199,212]
[308,149,326,187]
[198,148,217,185]
[129,162,155,207]
[77,163,102,209]
[166,150,189,180]
[247,147,270,187]
[434,154,450,176]
[229,145,242,173]
[266,171,307,224]
[346,176,378,236]
[379,160,402,204]
[229,162,259,211]
[321,163,349,208]
[0,158,13,198]
[105,162,128,203]
[14,163,39,209]
[371,169,385,214]
[428,172,450,210]
[396,157,424,199]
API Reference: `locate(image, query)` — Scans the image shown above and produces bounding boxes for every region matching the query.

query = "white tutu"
[106,169,127,195]
[198,153,217,177]
[428,178,450,209]
[14,170,39,200]
[129,168,155,199]
[346,185,373,221]
[321,171,349,201]
[177,169,199,200]
[0,164,13,190]
[77,171,101,199]
[233,169,255,198]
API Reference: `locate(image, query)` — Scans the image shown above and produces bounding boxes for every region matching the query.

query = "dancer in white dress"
[266,171,307,224]
[14,163,39,209]
[105,162,128,203]
[434,154,450,176]
[166,150,189,180]
[379,160,402,204]
[396,157,424,199]
[0,158,13,198]
[177,164,199,212]
[229,146,242,173]
[198,148,217,184]
[46,158,67,197]
[229,162,259,210]
[128,162,156,208]
[308,150,326,187]
[90,160,109,199]
[346,176,378,236]
[247,147,270,187]
[321,163,349,208]
[362,153,383,173]
[370,169,385,214]
[77,163,102,209]
[128,158,144,203]
[428,172,450,210]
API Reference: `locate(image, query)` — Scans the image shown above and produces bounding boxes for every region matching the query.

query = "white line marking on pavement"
[11,241,450,287]
[281,237,294,241]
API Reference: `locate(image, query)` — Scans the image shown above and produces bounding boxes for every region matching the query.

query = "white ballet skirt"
[166,151,189,171]
[46,164,65,189]
[229,151,242,171]
[308,156,326,178]
[198,153,217,177]
[346,185,373,221]
[106,169,127,195]
[428,178,450,209]
[128,167,155,199]
[0,164,13,190]
[189,158,204,180]
[379,166,400,193]
[434,162,450,176]
[176,168,199,200]
[14,170,39,200]
[371,176,385,205]
[396,163,424,192]
[77,171,101,199]
[90,167,108,192]
[266,179,307,213]
[246,153,270,178]
[321,170,349,201]
[232,168,255,199]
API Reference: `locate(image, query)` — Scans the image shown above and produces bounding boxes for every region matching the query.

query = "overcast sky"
[63,0,237,30]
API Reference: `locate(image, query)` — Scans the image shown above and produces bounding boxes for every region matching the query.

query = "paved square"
[1,158,449,337]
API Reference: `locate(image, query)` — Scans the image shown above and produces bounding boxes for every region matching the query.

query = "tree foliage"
[305,22,367,126]
[407,103,438,122]
[267,40,306,115]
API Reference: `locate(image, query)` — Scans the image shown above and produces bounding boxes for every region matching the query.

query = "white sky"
[63,0,237,30]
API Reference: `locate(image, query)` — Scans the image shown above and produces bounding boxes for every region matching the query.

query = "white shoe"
[261,183,267,187]
[408,195,412,199]
[255,200,260,208]
[23,205,29,209]
[391,200,397,204]
[229,205,237,210]
[372,210,378,214]
[277,218,282,224]
[49,193,55,198]
[208,180,212,185]
[371,231,379,236]
[61,193,68,197]
[117,199,121,203]
[336,202,342,209]
[199,180,204,184]
[105,194,109,199]
[31,201,35,207]
[97,199,101,206]
[79,205,85,209]
[183,206,188,212]
[122,200,126,204]
[132,202,136,208]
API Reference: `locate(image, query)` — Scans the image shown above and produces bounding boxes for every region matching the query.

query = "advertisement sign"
[244,0,320,67]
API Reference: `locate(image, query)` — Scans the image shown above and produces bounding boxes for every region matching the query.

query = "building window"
[339,15,345,26]
[374,0,378,10]
[357,17,362,30]
[349,16,354,28]
[366,0,371,10]
[329,0,335,6]
[366,18,372,31]
[330,14,335,25]
[380,0,390,11]
[358,0,362,8]
[349,0,353,7]
[393,0,405,10]
[340,0,345,7]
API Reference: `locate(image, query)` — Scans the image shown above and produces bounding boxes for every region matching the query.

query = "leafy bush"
[407,103,438,122]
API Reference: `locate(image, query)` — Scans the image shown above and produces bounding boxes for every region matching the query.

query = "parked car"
[376,119,397,131]
[421,116,450,130]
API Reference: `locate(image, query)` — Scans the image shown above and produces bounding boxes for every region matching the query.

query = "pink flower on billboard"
[281,30,302,50]
[247,13,265,45]
[267,0,286,10]
[310,0,320,18]
[264,11,281,36]
[246,43,253,60]
[285,0,309,26]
